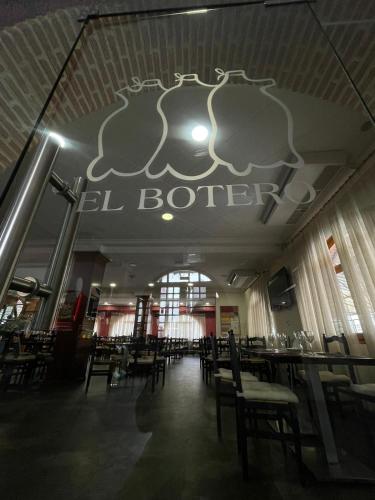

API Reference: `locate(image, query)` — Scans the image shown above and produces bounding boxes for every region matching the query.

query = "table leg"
[304,362,339,465]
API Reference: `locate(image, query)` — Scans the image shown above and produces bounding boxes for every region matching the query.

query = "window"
[327,236,363,334]
[157,270,211,284]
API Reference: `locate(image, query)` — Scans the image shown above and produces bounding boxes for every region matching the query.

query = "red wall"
[95,304,216,337]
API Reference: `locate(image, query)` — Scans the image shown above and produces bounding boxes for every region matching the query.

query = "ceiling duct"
[227,270,257,288]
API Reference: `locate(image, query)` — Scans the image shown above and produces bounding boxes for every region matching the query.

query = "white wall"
[215,290,248,337]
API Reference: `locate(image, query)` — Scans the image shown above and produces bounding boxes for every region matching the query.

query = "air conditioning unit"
[227,270,258,288]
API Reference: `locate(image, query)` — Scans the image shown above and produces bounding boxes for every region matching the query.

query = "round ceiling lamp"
[191,125,208,142]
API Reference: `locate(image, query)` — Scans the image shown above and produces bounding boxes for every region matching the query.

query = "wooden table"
[244,348,375,482]
[302,353,375,483]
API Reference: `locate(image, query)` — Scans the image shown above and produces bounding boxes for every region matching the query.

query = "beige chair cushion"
[241,382,299,404]
[298,369,350,384]
[351,383,375,397]
[216,368,258,382]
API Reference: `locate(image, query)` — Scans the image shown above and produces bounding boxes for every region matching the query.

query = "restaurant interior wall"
[215,291,247,337]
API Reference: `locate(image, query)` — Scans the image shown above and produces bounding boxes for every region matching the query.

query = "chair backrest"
[209,335,219,374]
[246,336,266,349]
[228,332,243,393]
[323,333,356,382]
[323,333,350,355]
[0,331,12,356]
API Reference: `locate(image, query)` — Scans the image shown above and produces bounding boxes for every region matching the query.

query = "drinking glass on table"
[303,330,315,352]
[268,334,277,349]
[278,332,288,349]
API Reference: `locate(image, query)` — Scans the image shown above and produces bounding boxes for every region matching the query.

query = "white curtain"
[329,168,375,356]
[109,313,135,337]
[290,163,375,356]
[164,314,205,340]
[246,274,275,340]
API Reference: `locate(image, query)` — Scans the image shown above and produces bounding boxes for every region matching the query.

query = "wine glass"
[279,332,288,349]
[303,330,315,352]
[292,331,303,350]
[268,334,277,349]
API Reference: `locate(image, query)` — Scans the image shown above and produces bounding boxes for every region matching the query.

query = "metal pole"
[33,177,86,330]
[10,276,52,298]
[0,133,61,307]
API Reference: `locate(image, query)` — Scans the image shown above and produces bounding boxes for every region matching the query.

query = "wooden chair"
[228,333,303,481]
[210,335,258,440]
[85,336,116,393]
[298,334,354,413]
[241,336,270,381]
[347,383,375,445]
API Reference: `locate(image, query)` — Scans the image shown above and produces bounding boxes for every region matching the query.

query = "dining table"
[244,347,375,483]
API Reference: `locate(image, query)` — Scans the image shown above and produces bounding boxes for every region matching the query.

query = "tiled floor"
[0,356,374,500]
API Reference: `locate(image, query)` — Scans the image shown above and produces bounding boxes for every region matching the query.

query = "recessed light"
[148,282,154,287]
[104,301,109,305]
[180,302,184,306]
[205,302,210,305]
[186,9,208,15]
[187,282,194,287]
[154,302,159,305]
[192,125,208,142]
[48,131,66,148]
[162,213,174,221]
[129,302,134,305]
[109,283,117,287]
[91,283,100,287]
[227,283,231,286]
[215,292,219,298]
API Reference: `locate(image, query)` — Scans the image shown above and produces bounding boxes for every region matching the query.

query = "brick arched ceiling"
[0,0,374,176]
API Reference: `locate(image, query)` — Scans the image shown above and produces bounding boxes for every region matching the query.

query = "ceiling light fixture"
[48,132,66,148]
[215,292,219,299]
[186,9,208,15]
[192,125,208,142]
[162,213,174,221]
[205,302,210,305]
[187,282,194,287]
[129,302,134,305]
[109,283,117,287]
[148,282,155,287]
[91,283,100,287]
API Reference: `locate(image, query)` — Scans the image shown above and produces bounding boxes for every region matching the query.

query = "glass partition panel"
[312,0,375,121]
[1,0,375,328]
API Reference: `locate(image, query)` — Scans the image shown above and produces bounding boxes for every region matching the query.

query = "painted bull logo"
[86,68,304,183]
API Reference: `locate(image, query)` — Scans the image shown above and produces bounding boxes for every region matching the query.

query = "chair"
[128,337,162,392]
[298,334,354,412]
[241,336,270,381]
[210,335,258,439]
[228,333,303,481]
[85,336,116,393]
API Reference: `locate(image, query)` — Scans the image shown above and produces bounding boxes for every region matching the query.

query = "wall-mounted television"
[267,267,294,310]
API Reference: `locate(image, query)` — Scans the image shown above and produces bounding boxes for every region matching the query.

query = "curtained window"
[291,162,375,356]
[108,313,135,337]
[246,274,275,340]
[164,314,205,340]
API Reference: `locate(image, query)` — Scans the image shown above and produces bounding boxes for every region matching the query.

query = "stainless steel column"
[0,133,61,307]
[33,177,86,330]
